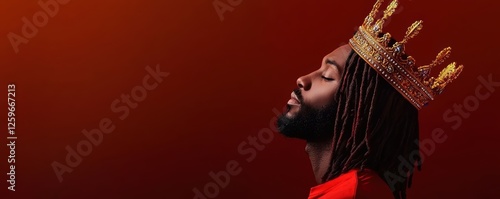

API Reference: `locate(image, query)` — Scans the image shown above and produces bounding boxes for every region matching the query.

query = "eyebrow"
[326,59,340,70]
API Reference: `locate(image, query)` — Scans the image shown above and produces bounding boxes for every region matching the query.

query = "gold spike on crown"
[349,0,464,109]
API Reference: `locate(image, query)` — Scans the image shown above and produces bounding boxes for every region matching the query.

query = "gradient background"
[0,0,499,198]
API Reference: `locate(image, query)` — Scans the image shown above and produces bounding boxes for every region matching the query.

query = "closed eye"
[322,76,334,81]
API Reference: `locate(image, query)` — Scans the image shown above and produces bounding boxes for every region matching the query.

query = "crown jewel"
[349,0,464,109]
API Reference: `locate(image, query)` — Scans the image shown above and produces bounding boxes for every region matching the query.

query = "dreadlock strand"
[322,49,420,199]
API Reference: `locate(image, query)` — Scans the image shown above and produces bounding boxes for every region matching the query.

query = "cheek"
[304,82,339,108]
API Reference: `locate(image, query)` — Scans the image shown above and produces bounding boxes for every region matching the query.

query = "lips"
[287,92,301,106]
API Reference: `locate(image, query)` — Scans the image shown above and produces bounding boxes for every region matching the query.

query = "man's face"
[277,45,352,141]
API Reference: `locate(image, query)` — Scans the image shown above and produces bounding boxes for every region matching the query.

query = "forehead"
[324,45,352,66]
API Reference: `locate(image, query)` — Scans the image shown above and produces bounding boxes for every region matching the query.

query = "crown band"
[349,26,433,109]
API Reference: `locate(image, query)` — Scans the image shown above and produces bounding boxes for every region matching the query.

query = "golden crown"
[348,0,463,109]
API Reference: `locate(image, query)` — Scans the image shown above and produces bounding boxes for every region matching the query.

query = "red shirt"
[308,169,394,199]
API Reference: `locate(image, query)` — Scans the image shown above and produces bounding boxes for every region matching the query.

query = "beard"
[276,89,337,142]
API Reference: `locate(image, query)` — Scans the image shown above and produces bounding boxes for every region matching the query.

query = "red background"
[0,0,499,198]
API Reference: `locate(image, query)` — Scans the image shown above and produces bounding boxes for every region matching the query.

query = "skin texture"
[288,44,352,184]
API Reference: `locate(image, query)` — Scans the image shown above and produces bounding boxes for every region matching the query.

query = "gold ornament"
[349,0,464,109]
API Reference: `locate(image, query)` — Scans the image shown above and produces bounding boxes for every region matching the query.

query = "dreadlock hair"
[322,44,421,199]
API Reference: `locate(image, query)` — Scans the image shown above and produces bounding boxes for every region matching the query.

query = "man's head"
[277,43,420,199]
[277,45,351,142]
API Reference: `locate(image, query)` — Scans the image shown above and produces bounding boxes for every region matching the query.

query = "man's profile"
[276,0,463,199]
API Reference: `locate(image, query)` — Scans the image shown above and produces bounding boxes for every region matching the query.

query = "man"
[276,0,463,199]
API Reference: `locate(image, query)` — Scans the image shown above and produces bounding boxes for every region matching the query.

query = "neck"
[305,139,333,184]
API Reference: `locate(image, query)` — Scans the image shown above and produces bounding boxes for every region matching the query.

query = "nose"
[296,75,311,90]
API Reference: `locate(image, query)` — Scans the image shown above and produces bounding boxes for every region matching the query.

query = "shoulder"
[308,169,394,199]
[308,170,358,199]
[355,169,394,199]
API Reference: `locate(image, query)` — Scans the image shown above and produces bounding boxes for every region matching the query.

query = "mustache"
[293,88,304,104]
